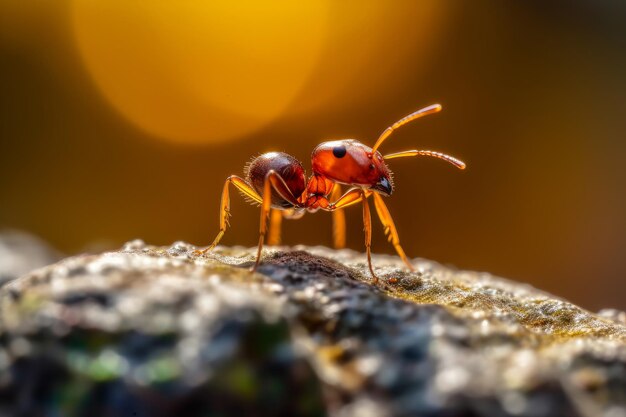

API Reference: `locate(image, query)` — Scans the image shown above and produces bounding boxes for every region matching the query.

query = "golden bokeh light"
[71,1,447,145]
[287,1,447,115]
[72,1,330,144]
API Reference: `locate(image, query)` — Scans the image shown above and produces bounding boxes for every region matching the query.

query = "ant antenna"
[384,150,466,170]
[371,104,442,154]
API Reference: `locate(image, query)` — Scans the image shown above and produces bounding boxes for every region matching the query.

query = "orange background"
[1,1,625,311]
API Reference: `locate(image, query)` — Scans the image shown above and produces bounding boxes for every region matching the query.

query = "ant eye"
[332,145,347,158]
[369,163,375,170]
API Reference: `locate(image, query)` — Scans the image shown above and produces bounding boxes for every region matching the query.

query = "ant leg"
[196,176,261,255]
[267,209,283,246]
[361,190,379,284]
[372,193,415,272]
[252,170,299,272]
[330,184,346,248]
[268,206,307,246]
[325,188,378,283]
[327,187,368,210]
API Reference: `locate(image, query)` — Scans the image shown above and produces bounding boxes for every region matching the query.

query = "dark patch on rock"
[58,291,112,307]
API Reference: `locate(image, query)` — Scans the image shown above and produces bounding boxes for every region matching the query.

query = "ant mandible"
[196,104,466,283]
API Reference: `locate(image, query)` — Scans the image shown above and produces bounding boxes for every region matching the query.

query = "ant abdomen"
[245,152,306,208]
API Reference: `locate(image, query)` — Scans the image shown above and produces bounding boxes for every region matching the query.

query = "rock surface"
[1,241,625,417]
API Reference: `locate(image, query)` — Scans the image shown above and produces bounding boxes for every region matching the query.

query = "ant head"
[311,140,393,196]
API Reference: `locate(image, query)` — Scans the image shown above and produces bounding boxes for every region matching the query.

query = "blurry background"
[1,1,625,311]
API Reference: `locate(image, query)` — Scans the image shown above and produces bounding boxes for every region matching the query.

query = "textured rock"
[0,230,62,287]
[1,241,625,417]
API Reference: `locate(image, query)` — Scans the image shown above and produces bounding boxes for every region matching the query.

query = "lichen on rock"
[1,241,625,416]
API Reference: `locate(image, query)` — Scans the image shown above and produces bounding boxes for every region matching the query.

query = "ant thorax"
[303,173,335,211]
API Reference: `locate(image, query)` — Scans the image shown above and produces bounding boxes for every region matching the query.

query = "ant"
[196,104,466,283]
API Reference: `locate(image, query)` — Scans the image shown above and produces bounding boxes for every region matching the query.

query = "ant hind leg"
[252,170,299,272]
[330,184,346,249]
[267,209,283,246]
[195,175,262,256]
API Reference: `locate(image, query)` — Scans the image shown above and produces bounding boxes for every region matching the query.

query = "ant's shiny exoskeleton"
[197,104,465,283]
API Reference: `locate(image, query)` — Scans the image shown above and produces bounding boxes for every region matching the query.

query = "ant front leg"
[327,187,367,211]
[196,176,262,256]
[360,190,380,284]
[252,170,299,272]
[372,193,415,272]
[327,188,379,284]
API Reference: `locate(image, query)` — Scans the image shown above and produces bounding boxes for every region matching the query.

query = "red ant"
[196,104,466,283]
